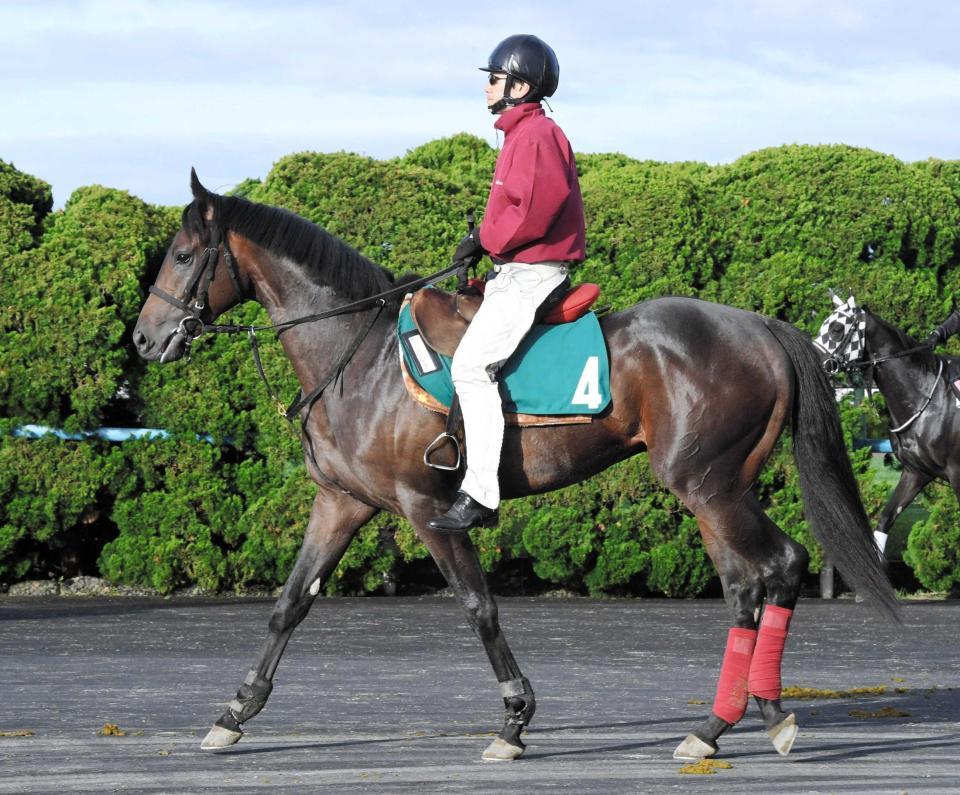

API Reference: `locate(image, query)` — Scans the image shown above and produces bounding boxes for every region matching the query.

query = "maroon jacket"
[478,103,586,264]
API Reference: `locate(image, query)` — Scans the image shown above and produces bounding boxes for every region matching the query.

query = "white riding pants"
[451,261,569,509]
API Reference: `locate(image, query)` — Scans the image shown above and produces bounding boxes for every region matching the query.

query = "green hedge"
[2,138,960,596]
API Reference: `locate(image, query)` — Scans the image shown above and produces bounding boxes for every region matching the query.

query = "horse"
[132,171,898,763]
[814,291,960,556]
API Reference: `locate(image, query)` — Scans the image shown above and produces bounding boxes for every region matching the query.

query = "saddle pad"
[397,303,611,415]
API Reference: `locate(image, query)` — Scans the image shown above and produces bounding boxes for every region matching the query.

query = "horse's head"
[813,289,866,373]
[133,169,246,362]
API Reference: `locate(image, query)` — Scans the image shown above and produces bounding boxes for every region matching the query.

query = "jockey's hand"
[453,229,484,266]
[926,329,943,347]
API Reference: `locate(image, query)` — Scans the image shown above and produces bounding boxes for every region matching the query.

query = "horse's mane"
[864,306,919,350]
[183,194,404,302]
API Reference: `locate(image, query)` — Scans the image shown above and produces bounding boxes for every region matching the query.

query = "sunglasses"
[487,73,507,85]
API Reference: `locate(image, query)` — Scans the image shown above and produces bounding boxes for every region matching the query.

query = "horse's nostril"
[133,327,150,353]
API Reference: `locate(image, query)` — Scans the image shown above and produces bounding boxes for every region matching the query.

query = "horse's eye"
[175,251,192,265]
[828,323,844,340]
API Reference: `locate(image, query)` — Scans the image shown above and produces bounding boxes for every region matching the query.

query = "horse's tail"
[764,318,900,623]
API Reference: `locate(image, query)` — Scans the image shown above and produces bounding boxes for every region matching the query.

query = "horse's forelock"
[181,200,214,244]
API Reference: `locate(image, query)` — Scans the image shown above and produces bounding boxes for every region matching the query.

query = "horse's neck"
[243,249,391,394]
[867,318,938,420]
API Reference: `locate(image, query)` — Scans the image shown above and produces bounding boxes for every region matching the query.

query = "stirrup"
[423,431,462,471]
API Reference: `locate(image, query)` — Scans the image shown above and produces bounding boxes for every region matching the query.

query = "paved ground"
[0,595,958,794]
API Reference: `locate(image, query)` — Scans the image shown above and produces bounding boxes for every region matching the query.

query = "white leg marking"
[482,737,525,761]
[200,723,243,750]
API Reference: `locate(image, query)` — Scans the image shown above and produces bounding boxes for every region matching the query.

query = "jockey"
[427,34,586,534]
[926,308,960,347]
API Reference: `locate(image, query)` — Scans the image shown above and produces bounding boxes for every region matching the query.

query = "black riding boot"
[427,491,499,534]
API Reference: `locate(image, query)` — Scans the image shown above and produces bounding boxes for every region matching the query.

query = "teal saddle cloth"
[397,301,611,415]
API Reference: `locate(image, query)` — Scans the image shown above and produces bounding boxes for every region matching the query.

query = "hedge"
[2,138,959,595]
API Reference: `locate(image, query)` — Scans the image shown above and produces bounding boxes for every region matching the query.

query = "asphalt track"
[1,595,959,794]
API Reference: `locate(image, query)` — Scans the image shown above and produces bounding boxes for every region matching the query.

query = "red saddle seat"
[467,279,600,324]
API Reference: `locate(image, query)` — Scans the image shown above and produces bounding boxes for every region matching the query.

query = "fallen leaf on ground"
[782,685,888,699]
[679,759,733,775]
[848,707,911,718]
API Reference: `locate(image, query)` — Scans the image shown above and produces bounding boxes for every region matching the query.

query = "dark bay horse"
[133,173,898,762]
[815,292,960,556]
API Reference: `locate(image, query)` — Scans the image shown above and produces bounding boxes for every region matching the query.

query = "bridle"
[147,218,463,421]
[148,224,245,345]
[815,298,940,434]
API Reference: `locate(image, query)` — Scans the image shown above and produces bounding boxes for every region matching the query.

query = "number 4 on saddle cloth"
[397,282,611,423]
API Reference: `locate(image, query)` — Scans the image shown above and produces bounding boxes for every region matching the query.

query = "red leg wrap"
[712,628,758,724]
[748,605,793,700]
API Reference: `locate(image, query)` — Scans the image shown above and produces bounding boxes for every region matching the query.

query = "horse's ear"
[846,294,857,310]
[190,168,216,221]
[828,288,844,308]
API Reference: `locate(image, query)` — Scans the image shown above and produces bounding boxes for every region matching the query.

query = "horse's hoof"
[200,723,243,750]
[673,734,717,761]
[768,712,798,756]
[482,736,525,761]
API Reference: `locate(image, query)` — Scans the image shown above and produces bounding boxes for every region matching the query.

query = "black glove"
[453,229,485,266]
[926,329,944,347]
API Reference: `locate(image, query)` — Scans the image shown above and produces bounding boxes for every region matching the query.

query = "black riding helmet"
[480,34,559,114]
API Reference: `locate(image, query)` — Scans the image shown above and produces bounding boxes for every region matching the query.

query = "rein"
[149,223,464,421]
[887,359,943,434]
[838,342,935,372]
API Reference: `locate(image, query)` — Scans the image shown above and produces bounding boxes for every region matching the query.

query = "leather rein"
[148,221,463,422]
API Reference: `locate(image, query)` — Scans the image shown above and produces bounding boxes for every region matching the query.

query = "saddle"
[409,279,601,358]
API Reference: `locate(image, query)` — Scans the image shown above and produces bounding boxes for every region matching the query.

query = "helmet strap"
[488,74,514,115]
[488,75,541,115]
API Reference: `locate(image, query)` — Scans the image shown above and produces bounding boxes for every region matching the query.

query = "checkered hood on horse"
[814,291,866,367]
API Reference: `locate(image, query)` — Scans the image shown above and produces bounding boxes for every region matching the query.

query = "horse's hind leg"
[413,515,534,761]
[674,497,808,761]
[201,488,376,749]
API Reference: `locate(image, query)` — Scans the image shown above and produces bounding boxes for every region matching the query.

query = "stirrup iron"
[423,431,462,471]
[423,393,464,471]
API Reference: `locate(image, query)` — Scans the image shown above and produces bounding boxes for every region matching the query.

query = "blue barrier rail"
[12,424,894,454]
[853,437,893,453]
[11,425,218,444]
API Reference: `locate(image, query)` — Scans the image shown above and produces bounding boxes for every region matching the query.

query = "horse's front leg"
[201,488,376,749]
[874,467,931,556]
[413,515,535,761]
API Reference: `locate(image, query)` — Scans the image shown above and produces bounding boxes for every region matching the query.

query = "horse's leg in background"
[873,467,931,557]
[412,514,535,761]
[201,488,376,749]
[673,497,808,760]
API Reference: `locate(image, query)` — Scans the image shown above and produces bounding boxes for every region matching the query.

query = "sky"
[1,0,958,208]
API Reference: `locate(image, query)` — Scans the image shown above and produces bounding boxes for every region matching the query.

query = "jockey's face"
[485,72,530,112]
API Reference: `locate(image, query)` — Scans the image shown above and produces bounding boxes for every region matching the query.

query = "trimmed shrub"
[2,140,960,595]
